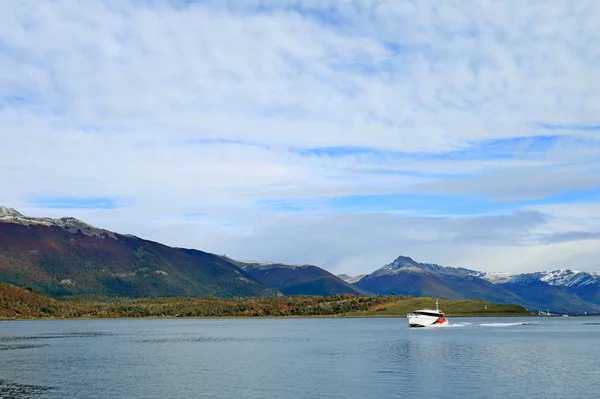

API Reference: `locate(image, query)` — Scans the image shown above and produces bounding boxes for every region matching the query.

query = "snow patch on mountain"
[0,206,115,238]
[503,273,544,285]
[337,274,366,284]
[0,206,23,217]
[364,255,599,290]
[479,272,514,284]
[481,269,600,288]
[533,270,600,288]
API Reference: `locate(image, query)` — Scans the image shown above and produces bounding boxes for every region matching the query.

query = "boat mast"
[436,298,439,311]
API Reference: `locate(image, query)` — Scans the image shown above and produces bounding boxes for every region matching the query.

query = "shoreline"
[0,313,538,321]
[0,284,547,320]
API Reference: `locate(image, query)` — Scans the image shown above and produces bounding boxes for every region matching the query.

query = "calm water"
[1,317,600,399]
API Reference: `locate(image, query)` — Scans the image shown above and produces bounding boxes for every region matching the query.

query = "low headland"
[0,283,529,320]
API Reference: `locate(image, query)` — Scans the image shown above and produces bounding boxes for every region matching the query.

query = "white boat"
[407,299,449,327]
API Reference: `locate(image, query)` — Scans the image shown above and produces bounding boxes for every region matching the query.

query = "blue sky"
[1,0,599,274]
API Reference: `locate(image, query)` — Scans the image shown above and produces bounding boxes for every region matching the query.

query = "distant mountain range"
[0,207,361,298]
[0,207,276,298]
[224,259,368,296]
[339,256,600,314]
[2,206,599,313]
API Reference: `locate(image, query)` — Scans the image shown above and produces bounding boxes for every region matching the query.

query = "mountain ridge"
[225,257,369,296]
[2,206,599,312]
[0,206,119,239]
[0,207,278,298]
[354,256,529,308]
[350,255,600,313]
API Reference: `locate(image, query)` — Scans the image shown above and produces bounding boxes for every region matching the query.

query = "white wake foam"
[421,322,534,328]
[477,322,535,327]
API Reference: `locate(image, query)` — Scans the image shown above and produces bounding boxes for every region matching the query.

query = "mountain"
[337,274,366,284]
[227,259,369,296]
[0,207,277,298]
[480,269,600,306]
[532,270,600,304]
[353,255,600,313]
[498,274,599,314]
[4,205,598,311]
[534,269,600,287]
[354,256,525,305]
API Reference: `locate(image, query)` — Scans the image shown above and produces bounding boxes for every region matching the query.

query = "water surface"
[1,317,599,398]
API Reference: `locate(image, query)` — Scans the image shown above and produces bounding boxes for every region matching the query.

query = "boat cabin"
[411,309,444,317]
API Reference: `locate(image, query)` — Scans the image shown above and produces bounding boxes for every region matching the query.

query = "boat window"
[414,311,440,317]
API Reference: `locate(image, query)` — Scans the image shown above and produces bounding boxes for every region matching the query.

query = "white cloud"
[414,169,600,200]
[1,0,600,274]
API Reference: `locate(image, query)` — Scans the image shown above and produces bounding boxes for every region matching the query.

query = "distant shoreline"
[1,283,540,320]
[0,313,538,321]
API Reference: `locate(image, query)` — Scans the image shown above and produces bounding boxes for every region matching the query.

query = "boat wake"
[422,322,535,328]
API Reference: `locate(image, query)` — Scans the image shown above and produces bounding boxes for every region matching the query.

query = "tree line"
[1,284,408,319]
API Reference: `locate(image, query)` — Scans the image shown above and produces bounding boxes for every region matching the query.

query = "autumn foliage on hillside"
[0,283,59,318]
[0,284,400,319]
[1,283,529,320]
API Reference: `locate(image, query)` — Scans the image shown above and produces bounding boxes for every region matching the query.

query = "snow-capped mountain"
[502,273,543,285]
[533,270,600,288]
[0,206,109,237]
[3,205,599,313]
[0,206,278,298]
[479,269,600,289]
[0,206,22,217]
[353,255,528,307]
[502,270,600,307]
[348,254,600,313]
[369,255,480,278]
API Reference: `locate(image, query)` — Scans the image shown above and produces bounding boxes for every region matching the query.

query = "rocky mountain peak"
[391,255,418,266]
[0,207,112,238]
[367,255,482,279]
[0,206,23,217]
[534,269,600,288]
[370,255,427,277]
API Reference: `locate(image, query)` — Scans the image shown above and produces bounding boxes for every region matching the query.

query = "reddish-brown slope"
[0,222,277,298]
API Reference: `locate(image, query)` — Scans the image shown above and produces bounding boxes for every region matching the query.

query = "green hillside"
[346,297,529,317]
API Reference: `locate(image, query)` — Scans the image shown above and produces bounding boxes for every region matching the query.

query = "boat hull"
[407,314,449,328]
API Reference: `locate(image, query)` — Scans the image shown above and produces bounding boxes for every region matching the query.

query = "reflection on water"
[1,317,599,399]
[0,380,52,398]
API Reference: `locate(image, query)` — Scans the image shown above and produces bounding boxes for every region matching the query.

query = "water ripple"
[0,380,52,398]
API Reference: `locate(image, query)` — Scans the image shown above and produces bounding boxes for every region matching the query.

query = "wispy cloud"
[30,196,119,210]
[1,0,599,273]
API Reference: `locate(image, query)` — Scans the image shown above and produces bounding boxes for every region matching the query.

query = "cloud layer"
[1,0,599,274]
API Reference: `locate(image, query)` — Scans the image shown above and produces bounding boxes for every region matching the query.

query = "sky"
[1,0,600,276]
